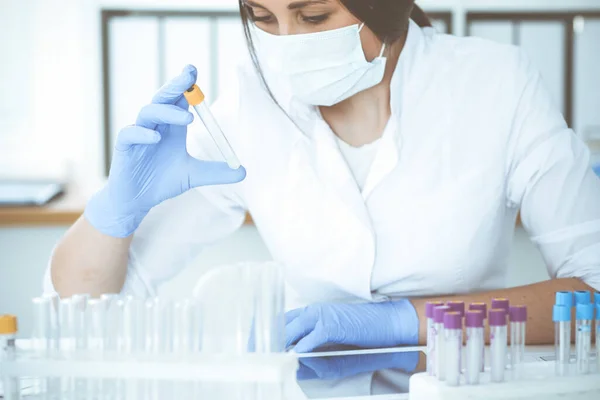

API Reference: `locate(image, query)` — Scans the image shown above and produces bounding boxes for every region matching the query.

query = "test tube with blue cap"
[183,84,241,170]
[575,290,591,306]
[553,304,570,376]
[575,302,594,374]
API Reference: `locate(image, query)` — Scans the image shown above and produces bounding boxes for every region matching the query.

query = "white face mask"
[253,23,387,107]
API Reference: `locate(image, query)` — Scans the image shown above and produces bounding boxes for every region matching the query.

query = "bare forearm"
[51,216,133,298]
[411,278,594,345]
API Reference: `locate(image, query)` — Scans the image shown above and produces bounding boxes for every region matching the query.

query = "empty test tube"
[425,301,444,375]
[433,305,451,380]
[575,302,593,374]
[469,303,487,372]
[465,311,484,385]
[42,293,60,350]
[122,296,145,354]
[489,309,507,382]
[509,305,527,376]
[87,298,108,351]
[553,304,571,376]
[1,315,20,400]
[444,312,462,386]
[183,84,241,170]
[32,297,53,354]
[71,294,90,351]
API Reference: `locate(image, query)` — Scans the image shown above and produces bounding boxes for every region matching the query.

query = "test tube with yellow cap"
[1,315,20,400]
[183,85,241,170]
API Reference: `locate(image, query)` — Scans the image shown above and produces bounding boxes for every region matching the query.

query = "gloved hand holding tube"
[285,300,419,353]
[85,65,246,238]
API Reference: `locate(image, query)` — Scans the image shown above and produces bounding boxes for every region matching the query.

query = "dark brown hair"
[237,0,431,101]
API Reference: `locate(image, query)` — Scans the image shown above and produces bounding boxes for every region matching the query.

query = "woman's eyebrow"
[244,1,267,10]
[288,0,330,10]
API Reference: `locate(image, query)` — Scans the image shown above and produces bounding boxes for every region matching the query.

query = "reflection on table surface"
[296,347,425,399]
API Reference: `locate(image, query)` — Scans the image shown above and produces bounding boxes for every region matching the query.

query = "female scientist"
[47,0,600,353]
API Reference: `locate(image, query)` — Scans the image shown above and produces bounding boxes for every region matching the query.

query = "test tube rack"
[1,348,304,400]
[409,361,600,400]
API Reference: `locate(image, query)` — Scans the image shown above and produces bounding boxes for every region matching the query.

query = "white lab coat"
[44,21,600,309]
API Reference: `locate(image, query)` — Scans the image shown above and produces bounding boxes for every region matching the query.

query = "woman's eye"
[302,14,330,24]
[251,14,275,23]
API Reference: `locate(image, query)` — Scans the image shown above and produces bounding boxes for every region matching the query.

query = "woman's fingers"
[115,126,161,152]
[136,104,194,130]
[152,64,197,105]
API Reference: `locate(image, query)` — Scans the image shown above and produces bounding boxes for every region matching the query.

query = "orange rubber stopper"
[183,84,205,106]
[0,315,17,334]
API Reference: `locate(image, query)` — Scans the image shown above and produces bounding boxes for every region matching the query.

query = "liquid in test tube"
[425,301,444,376]
[468,303,487,372]
[433,305,451,380]
[465,310,484,385]
[489,309,507,383]
[553,304,571,376]
[509,305,527,377]
[183,84,241,170]
[444,312,463,386]
[575,302,593,374]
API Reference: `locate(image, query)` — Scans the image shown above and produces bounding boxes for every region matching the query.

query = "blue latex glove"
[286,300,419,353]
[297,351,420,381]
[85,65,246,237]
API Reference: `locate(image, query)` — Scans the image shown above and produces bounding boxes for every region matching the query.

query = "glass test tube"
[489,309,507,383]
[469,303,487,372]
[42,293,60,350]
[509,305,527,377]
[491,299,510,368]
[444,312,462,386]
[71,294,90,351]
[1,315,20,400]
[32,297,53,354]
[553,305,571,376]
[465,311,484,385]
[183,84,241,170]
[433,306,451,380]
[575,303,593,374]
[425,301,444,376]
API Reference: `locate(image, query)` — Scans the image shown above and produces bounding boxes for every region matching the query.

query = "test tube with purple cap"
[425,301,444,376]
[469,303,487,372]
[509,305,527,376]
[489,309,507,382]
[433,305,451,380]
[465,310,484,385]
[444,312,463,386]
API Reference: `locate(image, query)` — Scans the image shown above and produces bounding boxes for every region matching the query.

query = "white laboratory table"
[7,341,558,400]
[294,345,557,400]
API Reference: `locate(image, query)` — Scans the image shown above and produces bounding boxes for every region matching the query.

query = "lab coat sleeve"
[506,51,600,291]
[42,89,248,298]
